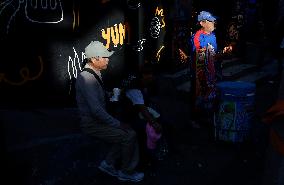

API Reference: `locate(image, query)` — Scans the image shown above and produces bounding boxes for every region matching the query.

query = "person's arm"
[136,104,156,124]
[78,72,120,127]
[126,89,157,124]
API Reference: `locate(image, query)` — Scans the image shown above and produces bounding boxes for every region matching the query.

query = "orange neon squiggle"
[0,56,44,86]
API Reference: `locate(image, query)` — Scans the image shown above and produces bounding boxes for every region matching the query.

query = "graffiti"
[101,23,126,49]
[155,7,165,28]
[236,108,248,130]
[216,101,237,141]
[150,7,165,39]
[25,0,63,23]
[132,38,146,52]
[72,0,79,31]
[0,56,43,85]
[67,47,85,95]
[0,0,24,34]
[150,17,161,39]
[155,6,164,16]
[67,47,85,80]
[227,22,239,41]
[156,45,164,62]
[127,0,140,9]
[218,101,236,129]
[0,0,63,34]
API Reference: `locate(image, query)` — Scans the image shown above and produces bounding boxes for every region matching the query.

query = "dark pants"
[81,122,139,173]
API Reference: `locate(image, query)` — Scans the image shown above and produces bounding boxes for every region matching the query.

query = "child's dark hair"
[120,73,140,89]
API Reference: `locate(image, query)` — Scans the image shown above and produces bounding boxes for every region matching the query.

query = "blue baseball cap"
[197,11,216,22]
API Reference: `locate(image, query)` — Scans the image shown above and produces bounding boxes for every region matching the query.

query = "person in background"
[118,64,164,173]
[179,11,232,129]
[75,40,144,182]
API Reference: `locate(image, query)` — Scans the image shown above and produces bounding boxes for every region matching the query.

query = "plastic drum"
[214,81,256,142]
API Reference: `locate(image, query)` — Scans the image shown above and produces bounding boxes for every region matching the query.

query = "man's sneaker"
[98,160,118,177]
[117,170,144,182]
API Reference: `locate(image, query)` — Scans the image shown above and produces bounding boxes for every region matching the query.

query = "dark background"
[0,0,127,107]
[0,0,281,108]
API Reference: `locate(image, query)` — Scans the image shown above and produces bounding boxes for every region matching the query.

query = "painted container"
[214,81,256,142]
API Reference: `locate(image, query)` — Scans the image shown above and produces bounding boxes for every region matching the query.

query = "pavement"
[1,77,282,185]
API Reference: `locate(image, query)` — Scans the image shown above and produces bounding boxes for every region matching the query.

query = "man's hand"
[222,45,233,54]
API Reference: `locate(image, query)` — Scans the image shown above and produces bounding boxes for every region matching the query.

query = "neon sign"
[133,38,146,52]
[150,7,165,39]
[101,23,126,49]
[67,47,85,80]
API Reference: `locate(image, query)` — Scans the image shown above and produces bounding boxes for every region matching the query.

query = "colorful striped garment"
[190,29,218,110]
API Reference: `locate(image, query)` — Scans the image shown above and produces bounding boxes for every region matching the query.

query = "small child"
[120,71,164,173]
[145,121,162,176]
[146,121,162,150]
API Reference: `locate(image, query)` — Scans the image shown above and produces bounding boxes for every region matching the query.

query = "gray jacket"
[75,64,120,127]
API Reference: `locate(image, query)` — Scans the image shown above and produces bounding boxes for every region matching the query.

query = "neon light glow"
[155,7,164,16]
[150,17,161,39]
[0,0,64,34]
[133,38,146,52]
[72,0,79,31]
[0,56,44,85]
[150,7,166,39]
[67,47,85,80]
[156,45,165,62]
[155,7,165,28]
[127,0,140,9]
[101,23,126,49]
[25,0,64,23]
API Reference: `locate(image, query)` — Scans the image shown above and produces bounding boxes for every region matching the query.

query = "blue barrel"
[214,81,256,143]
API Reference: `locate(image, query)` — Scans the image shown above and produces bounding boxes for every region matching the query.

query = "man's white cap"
[84,41,114,58]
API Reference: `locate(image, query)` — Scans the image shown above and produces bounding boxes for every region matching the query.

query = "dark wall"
[0,0,127,107]
[0,0,176,107]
